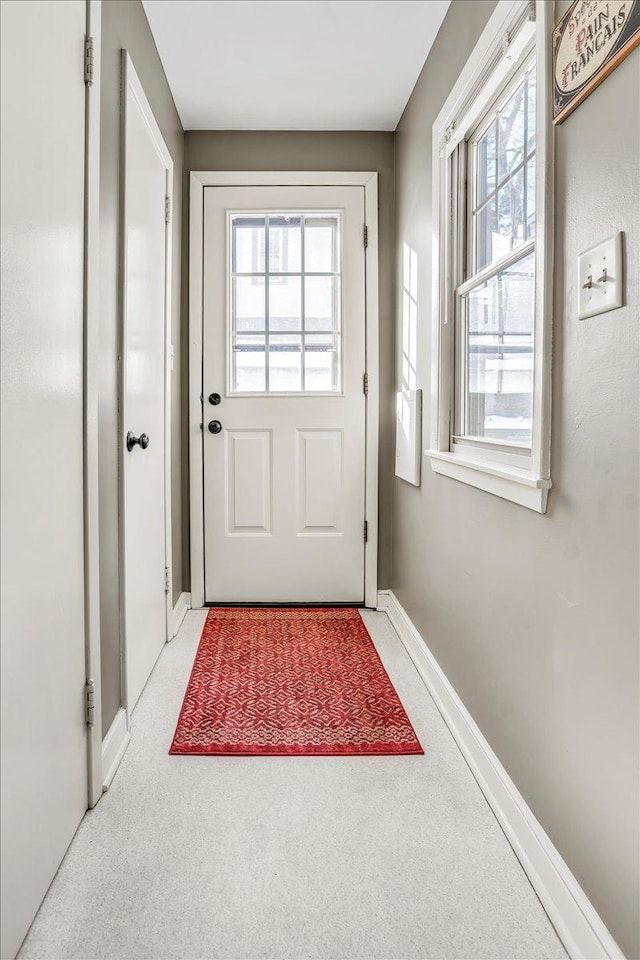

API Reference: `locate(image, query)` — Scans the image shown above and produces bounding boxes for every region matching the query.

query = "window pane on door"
[232,217,265,273]
[269,335,302,391]
[304,216,339,272]
[232,276,265,332]
[304,334,339,391]
[464,251,534,446]
[268,216,301,273]
[229,212,342,392]
[232,335,266,392]
[269,275,302,331]
[305,276,337,331]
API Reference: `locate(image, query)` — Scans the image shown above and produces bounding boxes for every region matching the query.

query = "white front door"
[121,55,171,712]
[202,186,366,603]
[1,1,88,956]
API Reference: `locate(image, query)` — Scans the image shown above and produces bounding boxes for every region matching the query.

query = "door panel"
[0,2,88,956]
[121,57,170,712]
[225,431,272,535]
[297,429,344,533]
[202,186,366,603]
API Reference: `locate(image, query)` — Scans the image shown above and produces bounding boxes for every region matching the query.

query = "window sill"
[425,450,551,513]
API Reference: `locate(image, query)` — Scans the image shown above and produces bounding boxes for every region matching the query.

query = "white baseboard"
[377,589,625,960]
[169,591,191,639]
[101,707,130,792]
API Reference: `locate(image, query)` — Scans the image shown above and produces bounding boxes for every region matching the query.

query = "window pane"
[496,166,525,257]
[269,276,301,332]
[475,197,497,271]
[233,276,265,332]
[269,335,302,391]
[304,334,339,391]
[305,216,339,272]
[476,121,496,205]
[498,81,525,181]
[305,276,337,331]
[232,335,266,392]
[232,217,265,273]
[465,252,534,445]
[268,216,301,273]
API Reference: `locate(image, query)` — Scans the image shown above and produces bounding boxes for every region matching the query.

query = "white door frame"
[119,50,174,719]
[189,171,379,609]
[83,0,103,808]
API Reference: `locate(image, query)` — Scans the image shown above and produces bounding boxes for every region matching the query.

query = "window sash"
[452,57,537,453]
[454,286,534,445]
[454,246,536,449]
[466,56,535,284]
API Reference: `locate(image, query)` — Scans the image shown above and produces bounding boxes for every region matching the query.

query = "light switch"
[578,232,623,320]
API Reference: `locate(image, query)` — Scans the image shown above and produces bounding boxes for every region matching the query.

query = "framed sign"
[553,0,640,124]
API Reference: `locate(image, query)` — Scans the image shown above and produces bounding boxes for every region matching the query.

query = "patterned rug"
[170,607,423,756]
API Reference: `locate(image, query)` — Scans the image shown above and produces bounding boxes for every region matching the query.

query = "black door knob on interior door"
[208,420,222,434]
[126,431,150,451]
[208,392,222,405]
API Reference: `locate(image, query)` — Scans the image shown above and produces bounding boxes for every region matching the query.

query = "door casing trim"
[189,171,379,609]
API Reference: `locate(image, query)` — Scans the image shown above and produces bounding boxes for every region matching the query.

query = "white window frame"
[426,0,553,513]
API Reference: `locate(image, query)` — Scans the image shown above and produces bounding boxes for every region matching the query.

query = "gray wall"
[392,2,639,956]
[99,0,184,734]
[183,131,396,588]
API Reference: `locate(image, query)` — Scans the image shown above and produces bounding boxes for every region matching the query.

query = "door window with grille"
[230,213,342,393]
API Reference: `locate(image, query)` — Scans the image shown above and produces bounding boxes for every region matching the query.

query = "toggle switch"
[578,232,623,320]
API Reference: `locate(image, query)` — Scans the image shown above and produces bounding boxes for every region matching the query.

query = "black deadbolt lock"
[208,420,222,434]
[208,392,222,406]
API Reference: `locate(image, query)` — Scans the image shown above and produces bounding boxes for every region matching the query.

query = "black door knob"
[208,392,222,406]
[208,420,222,434]
[126,431,150,452]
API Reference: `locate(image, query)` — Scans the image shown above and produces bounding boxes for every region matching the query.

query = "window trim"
[426,0,553,513]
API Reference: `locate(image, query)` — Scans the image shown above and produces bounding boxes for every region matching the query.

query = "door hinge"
[363,225,368,248]
[84,36,95,87]
[165,566,170,596]
[165,196,171,224]
[363,372,369,397]
[364,520,368,543]
[85,679,95,726]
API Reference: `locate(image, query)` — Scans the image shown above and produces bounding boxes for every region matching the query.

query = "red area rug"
[170,607,422,756]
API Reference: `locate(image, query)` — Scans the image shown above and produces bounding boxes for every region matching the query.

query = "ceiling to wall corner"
[141,0,450,131]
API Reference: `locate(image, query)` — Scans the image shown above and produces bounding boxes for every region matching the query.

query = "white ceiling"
[142,0,450,131]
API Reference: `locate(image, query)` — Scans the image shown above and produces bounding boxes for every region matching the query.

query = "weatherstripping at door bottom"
[204,601,367,609]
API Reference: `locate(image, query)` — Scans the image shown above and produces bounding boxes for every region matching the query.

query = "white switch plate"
[578,232,623,320]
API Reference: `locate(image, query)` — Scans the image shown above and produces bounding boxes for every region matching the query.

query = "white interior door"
[202,185,366,603]
[0,2,88,956]
[121,54,171,712]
